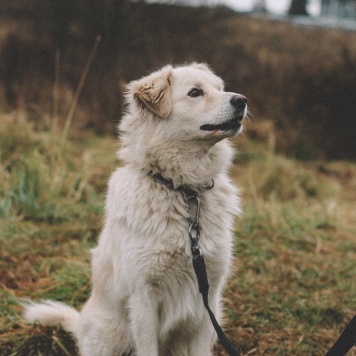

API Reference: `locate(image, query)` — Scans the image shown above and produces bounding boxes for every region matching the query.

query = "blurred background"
[1,2,356,355]
[0,0,356,159]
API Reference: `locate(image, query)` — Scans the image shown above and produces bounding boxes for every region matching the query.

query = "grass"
[0,113,355,355]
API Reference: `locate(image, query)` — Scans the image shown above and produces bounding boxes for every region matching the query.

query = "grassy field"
[0,113,355,355]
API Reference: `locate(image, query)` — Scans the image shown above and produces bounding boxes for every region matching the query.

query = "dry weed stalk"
[52,49,60,133]
[62,36,101,140]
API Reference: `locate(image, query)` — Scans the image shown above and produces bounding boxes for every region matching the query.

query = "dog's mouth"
[200,115,244,134]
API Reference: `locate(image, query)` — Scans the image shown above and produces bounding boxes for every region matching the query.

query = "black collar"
[149,172,214,198]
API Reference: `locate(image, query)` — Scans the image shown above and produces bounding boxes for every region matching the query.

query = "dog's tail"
[22,300,80,336]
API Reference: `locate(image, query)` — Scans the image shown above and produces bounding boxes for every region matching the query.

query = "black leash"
[325,314,356,356]
[150,172,355,356]
[186,193,240,356]
[191,242,240,356]
[150,172,240,355]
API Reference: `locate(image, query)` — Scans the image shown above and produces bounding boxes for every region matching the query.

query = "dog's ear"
[133,66,172,119]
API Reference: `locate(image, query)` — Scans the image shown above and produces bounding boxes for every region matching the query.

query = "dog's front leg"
[128,292,160,356]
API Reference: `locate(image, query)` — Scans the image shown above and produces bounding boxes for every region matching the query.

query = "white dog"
[24,63,247,356]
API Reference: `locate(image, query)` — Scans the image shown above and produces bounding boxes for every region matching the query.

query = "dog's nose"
[230,94,247,111]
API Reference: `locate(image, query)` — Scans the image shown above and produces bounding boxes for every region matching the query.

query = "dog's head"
[126,63,247,142]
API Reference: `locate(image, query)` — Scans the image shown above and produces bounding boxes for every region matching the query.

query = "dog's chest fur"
[102,165,238,297]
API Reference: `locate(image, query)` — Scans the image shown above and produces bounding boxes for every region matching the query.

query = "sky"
[221,0,321,16]
[144,0,322,16]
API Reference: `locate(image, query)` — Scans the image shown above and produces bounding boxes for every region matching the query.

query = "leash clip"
[185,195,200,228]
[191,244,203,259]
[186,195,203,259]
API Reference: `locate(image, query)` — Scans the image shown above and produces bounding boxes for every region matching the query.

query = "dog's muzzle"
[200,94,247,134]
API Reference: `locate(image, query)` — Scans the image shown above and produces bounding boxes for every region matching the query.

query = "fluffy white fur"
[23,63,247,356]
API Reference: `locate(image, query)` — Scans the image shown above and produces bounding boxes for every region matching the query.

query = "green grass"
[0,113,355,355]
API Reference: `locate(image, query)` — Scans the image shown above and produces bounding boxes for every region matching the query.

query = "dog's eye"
[188,88,204,97]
